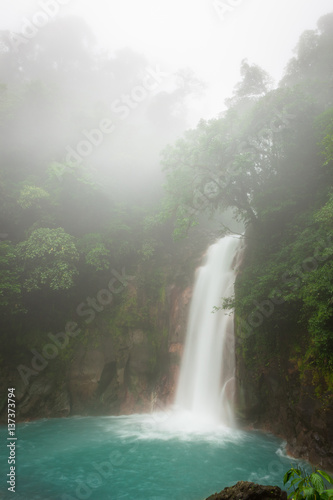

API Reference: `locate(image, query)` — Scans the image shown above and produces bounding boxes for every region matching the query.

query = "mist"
[1,2,333,498]
[1,0,332,208]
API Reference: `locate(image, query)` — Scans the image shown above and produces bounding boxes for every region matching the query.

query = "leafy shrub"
[283,467,333,499]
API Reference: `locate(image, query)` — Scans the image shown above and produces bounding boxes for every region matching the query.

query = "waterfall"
[175,236,242,427]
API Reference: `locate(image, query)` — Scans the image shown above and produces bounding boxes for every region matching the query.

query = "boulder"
[206,481,287,500]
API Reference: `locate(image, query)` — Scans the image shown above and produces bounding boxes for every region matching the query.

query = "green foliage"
[230,205,333,372]
[315,108,333,166]
[118,294,149,329]
[281,12,333,105]
[161,79,321,238]
[227,58,273,105]
[314,193,333,227]
[47,162,93,186]
[161,114,258,232]
[85,244,110,271]
[17,185,50,210]
[17,227,79,291]
[77,233,111,271]
[283,467,333,499]
[139,239,157,261]
[0,242,22,312]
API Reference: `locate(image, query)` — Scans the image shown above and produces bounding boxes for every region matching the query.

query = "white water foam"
[107,412,246,444]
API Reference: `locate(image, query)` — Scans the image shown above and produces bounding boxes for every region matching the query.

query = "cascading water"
[175,236,242,427]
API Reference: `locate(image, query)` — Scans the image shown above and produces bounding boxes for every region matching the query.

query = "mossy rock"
[206,481,287,500]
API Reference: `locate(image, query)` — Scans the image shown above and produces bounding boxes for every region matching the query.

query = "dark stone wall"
[234,324,333,472]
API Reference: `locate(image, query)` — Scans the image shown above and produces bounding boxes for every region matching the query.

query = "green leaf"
[17,228,79,291]
[284,470,294,484]
[297,479,306,491]
[321,490,333,499]
[310,473,325,493]
[291,477,302,487]
[318,471,333,485]
[302,486,316,499]
[18,184,50,210]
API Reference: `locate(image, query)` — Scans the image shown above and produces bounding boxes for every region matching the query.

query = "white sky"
[1,0,333,123]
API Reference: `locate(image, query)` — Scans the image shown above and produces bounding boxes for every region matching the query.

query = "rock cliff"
[0,238,202,423]
[234,321,333,472]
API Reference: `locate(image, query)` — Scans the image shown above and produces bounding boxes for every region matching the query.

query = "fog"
[0,0,332,203]
[0,17,192,200]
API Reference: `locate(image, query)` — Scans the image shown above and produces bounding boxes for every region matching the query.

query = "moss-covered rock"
[205,481,287,500]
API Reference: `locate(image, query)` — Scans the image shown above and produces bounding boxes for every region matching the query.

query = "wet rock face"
[165,284,192,405]
[0,237,210,424]
[205,481,287,500]
[235,350,333,472]
[168,284,192,345]
[64,284,193,416]
[0,278,193,422]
